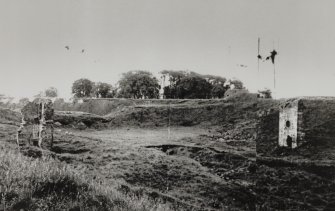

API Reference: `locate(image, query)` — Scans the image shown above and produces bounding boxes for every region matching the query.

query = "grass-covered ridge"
[0,146,168,211]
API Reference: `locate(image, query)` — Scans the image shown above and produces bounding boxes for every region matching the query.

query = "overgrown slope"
[53,96,262,129]
[0,143,168,211]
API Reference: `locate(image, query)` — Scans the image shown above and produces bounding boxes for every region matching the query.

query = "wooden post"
[38,103,45,148]
[168,102,171,140]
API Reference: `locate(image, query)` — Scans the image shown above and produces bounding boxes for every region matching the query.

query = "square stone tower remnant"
[279,99,300,148]
[279,97,335,149]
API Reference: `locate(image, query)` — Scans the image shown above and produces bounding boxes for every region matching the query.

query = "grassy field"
[0,97,260,210]
[0,121,256,210]
[0,139,172,211]
[10,97,333,210]
[48,126,256,210]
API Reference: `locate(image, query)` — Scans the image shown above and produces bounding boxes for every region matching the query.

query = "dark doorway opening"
[286,120,291,128]
[286,135,293,148]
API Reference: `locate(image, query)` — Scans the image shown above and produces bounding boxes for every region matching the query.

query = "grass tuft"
[0,147,169,211]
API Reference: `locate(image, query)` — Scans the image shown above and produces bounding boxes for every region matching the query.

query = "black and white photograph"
[0,0,335,210]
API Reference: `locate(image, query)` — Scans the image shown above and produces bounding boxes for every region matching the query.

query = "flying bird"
[237,64,248,68]
[81,49,85,53]
[65,46,69,50]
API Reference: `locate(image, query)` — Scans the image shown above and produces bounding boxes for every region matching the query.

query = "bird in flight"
[237,64,248,68]
[65,46,70,50]
[81,49,85,53]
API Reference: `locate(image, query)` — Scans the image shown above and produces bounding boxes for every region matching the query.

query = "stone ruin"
[279,99,299,148]
[17,98,54,148]
[279,97,335,149]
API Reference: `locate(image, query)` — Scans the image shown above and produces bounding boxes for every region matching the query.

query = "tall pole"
[274,64,276,90]
[273,48,277,99]
[272,61,277,99]
[168,102,171,140]
[258,38,260,73]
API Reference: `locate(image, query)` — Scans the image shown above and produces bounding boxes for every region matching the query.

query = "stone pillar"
[279,100,299,148]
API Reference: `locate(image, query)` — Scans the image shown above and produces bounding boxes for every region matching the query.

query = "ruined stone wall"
[279,100,299,148]
[257,97,335,155]
[278,98,335,148]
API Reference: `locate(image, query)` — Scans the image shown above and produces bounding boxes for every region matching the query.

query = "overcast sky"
[1,0,335,99]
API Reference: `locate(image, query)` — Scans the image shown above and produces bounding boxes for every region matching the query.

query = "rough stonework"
[279,97,335,149]
[279,99,299,148]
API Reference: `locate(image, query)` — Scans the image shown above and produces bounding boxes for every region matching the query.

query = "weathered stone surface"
[279,97,335,149]
[279,99,299,148]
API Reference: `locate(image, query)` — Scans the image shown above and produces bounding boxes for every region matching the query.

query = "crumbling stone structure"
[279,99,300,148]
[17,98,54,148]
[279,97,335,149]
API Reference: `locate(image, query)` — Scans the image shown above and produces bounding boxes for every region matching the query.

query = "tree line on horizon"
[1,70,273,110]
[71,70,246,100]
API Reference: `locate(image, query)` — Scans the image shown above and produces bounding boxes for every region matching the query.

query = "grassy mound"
[53,97,262,129]
[0,145,168,211]
[53,98,228,116]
